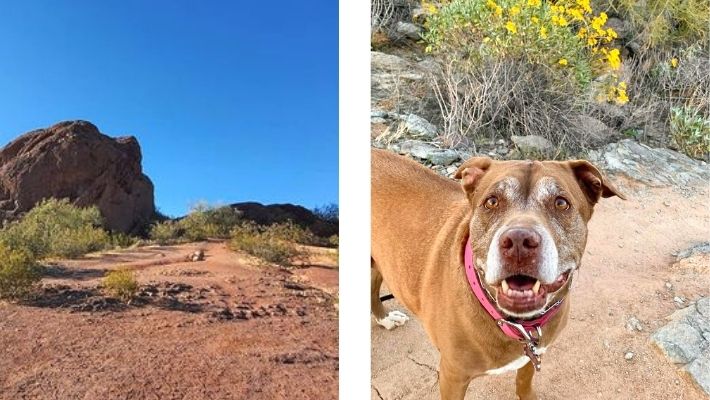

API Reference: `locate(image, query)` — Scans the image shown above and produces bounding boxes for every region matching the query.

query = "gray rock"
[428,150,460,166]
[395,21,422,40]
[511,135,554,156]
[402,114,437,138]
[685,353,710,394]
[653,323,703,363]
[397,140,460,166]
[399,140,438,159]
[652,298,710,395]
[588,139,710,188]
[677,242,710,261]
[576,115,617,146]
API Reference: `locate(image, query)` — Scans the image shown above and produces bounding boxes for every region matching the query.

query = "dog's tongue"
[506,275,536,290]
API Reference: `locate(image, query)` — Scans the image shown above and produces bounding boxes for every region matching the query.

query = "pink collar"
[464,237,564,343]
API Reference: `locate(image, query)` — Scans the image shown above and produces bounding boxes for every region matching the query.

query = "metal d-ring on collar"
[497,319,544,371]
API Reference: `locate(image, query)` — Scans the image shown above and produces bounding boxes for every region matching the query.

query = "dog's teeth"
[501,279,509,293]
[532,280,541,295]
[524,289,532,297]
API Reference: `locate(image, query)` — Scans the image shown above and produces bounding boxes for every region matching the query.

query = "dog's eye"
[484,196,499,209]
[554,197,570,210]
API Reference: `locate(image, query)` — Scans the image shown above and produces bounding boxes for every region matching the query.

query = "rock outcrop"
[230,202,338,238]
[0,120,155,234]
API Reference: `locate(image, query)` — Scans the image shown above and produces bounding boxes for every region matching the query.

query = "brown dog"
[371,148,624,400]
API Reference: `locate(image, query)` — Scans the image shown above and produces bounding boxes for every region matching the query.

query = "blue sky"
[0,1,338,217]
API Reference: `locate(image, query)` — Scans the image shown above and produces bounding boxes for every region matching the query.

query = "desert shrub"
[149,220,183,245]
[229,222,310,266]
[179,203,242,241]
[612,0,709,50]
[612,42,709,147]
[328,235,339,247]
[0,245,42,300]
[313,203,339,224]
[0,198,109,259]
[421,0,625,149]
[102,269,138,301]
[669,106,710,159]
[109,232,139,248]
[372,0,414,38]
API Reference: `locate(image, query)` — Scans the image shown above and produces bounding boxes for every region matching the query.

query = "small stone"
[618,244,624,248]
[673,296,684,305]
[665,282,673,290]
[626,317,643,332]
[663,201,671,207]
[624,352,634,360]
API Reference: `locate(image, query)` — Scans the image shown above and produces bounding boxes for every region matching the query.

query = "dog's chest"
[483,347,547,375]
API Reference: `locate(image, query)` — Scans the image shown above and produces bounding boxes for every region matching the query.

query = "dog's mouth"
[494,271,571,316]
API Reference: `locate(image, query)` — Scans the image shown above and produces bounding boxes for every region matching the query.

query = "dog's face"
[456,157,624,319]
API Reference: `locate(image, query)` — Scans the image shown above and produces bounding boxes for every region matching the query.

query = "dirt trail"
[0,241,338,400]
[371,181,710,399]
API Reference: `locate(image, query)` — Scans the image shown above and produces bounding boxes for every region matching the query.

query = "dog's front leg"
[515,361,538,400]
[438,358,472,400]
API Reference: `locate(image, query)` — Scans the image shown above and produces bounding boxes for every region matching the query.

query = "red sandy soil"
[372,181,710,399]
[0,241,338,400]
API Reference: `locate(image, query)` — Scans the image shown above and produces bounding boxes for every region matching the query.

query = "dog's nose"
[499,228,541,261]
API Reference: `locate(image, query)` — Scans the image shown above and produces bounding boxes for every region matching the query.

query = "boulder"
[651,297,710,395]
[587,139,710,187]
[511,135,555,156]
[395,22,422,40]
[0,120,155,234]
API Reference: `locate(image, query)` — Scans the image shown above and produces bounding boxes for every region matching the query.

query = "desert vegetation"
[102,268,138,301]
[372,0,709,159]
[0,198,109,259]
[149,203,242,244]
[229,221,315,267]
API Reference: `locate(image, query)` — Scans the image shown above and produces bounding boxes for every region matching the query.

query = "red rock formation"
[0,120,155,233]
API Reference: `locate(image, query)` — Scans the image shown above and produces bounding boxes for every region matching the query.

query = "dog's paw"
[376,310,410,330]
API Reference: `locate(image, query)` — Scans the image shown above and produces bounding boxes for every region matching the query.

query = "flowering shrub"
[423,0,626,104]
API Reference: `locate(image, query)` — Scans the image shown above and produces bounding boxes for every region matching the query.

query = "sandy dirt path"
[371,181,709,399]
[0,241,338,400]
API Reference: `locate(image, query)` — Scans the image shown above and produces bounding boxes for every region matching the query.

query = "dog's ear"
[567,160,626,204]
[455,157,492,193]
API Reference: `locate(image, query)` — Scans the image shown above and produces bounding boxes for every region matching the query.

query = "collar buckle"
[497,319,543,371]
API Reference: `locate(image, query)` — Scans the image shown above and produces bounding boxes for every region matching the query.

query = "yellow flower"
[577,27,587,38]
[552,15,568,26]
[619,81,627,90]
[607,48,621,70]
[486,0,497,9]
[527,0,541,7]
[606,28,618,39]
[587,36,597,46]
[616,89,629,105]
[576,0,592,13]
[567,8,584,21]
[495,5,503,17]
[483,36,491,43]
[506,21,518,34]
[670,57,679,68]
[510,6,521,16]
[531,16,540,24]
[558,58,569,66]
[540,26,548,39]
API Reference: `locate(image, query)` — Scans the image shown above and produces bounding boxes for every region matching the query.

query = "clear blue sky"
[0,1,338,217]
